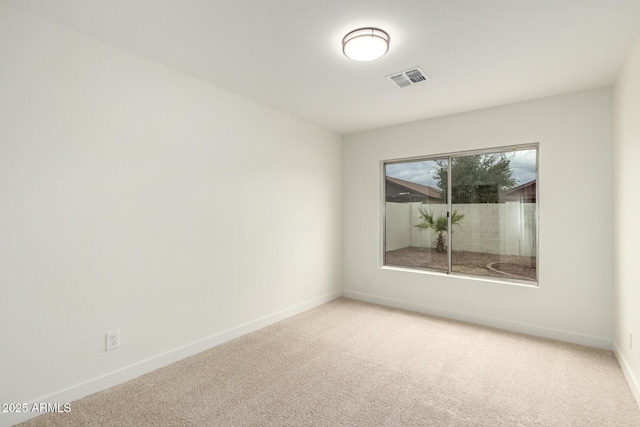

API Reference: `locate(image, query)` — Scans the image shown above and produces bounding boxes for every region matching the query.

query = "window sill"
[381,264,539,288]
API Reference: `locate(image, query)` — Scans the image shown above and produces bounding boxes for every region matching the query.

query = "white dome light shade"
[342,28,390,61]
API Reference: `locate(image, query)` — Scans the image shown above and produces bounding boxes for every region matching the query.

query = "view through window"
[384,145,538,284]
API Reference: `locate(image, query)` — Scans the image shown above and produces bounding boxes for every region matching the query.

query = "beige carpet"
[19,298,640,426]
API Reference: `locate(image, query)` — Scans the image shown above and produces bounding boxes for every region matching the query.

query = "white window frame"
[380,143,539,286]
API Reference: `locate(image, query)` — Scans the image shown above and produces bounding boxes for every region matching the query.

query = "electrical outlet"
[105,329,120,351]
[365,275,371,285]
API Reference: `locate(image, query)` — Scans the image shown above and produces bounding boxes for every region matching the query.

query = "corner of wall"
[613,33,640,411]
[615,344,640,408]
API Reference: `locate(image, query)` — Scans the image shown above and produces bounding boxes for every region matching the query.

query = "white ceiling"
[6,0,640,134]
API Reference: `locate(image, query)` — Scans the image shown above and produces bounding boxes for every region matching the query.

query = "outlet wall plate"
[106,329,120,351]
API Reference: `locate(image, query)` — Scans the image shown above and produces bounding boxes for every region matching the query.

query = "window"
[383,144,538,284]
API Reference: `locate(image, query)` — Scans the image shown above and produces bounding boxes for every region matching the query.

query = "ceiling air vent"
[386,67,430,88]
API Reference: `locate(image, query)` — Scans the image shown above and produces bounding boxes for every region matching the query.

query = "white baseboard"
[1,290,342,427]
[614,344,640,409]
[342,290,613,350]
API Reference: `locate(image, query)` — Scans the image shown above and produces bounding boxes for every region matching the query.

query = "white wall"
[343,88,614,348]
[614,34,640,403]
[0,4,341,421]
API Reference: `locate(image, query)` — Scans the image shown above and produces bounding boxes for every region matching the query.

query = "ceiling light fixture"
[342,27,390,61]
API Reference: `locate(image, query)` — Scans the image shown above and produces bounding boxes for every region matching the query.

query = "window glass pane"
[384,158,448,273]
[450,149,537,282]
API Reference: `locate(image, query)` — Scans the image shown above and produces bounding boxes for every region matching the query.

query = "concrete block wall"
[386,202,536,257]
